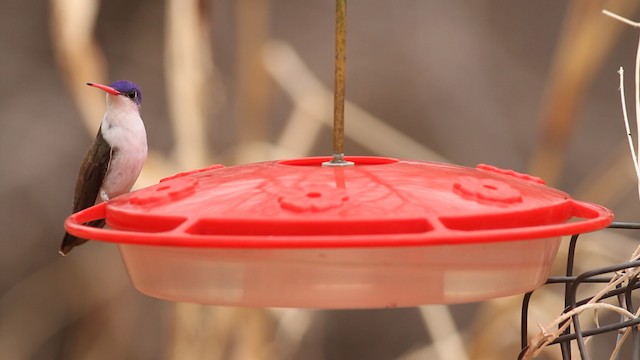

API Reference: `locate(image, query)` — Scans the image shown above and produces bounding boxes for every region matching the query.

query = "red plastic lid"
[65,156,613,248]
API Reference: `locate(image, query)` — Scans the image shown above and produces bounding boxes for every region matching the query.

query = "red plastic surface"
[65,156,613,248]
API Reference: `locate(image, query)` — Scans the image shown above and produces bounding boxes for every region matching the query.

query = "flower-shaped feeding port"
[278,184,349,212]
[453,176,523,205]
[64,156,613,308]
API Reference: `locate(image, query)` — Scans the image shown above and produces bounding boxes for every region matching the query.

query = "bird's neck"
[100,96,147,150]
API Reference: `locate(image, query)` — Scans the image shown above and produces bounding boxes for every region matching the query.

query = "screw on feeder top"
[323,0,354,167]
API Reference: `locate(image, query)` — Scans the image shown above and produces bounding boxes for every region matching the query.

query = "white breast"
[99,94,148,200]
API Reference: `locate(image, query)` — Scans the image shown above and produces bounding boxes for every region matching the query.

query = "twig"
[605,10,640,201]
[609,303,640,360]
[524,261,640,359]
[603,10,640,28]
[617,67,640,185]
[525,303,638,359]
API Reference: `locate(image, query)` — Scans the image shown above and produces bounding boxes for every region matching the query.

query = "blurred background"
[3,0,640,359]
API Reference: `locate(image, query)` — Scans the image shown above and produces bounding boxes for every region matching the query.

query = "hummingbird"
[59,81,148,255]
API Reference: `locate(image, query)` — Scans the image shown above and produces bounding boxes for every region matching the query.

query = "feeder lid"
[66,156,613,247]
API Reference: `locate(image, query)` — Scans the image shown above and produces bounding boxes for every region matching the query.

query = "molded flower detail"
[278,184,349,212]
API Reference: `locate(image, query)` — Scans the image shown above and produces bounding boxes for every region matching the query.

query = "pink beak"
[86,82,120,95]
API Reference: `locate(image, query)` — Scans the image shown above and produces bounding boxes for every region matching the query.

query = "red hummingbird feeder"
[64,0,613,308]
[65,157,612,308]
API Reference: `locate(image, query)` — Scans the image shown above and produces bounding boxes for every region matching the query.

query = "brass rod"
[324,0,353,167]
[333,0,346,156]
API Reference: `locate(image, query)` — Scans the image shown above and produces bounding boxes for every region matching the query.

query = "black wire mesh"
[519,221,640,360]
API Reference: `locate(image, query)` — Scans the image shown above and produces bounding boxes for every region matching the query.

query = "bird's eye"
[127,91,137,99]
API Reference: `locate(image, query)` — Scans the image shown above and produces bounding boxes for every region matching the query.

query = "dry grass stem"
[272,309,316,360]
[49,0,108,134]
[234,0,272,164]
[603,10,640,28]
[418,305,469,360]
[616,67,640,186]
[525,303,638,359]
[165,0,212,170]
[524,260,640,358]
[528,0,639,186]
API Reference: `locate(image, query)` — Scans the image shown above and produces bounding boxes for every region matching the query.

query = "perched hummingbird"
[60,81,148,255]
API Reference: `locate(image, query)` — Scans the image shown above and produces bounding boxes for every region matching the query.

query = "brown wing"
[59,127,111,255]
[71,127,112,212]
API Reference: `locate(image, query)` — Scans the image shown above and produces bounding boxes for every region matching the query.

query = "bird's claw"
[100,190,110,202]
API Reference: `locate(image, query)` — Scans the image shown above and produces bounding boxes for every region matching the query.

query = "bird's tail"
[59,219,105,255]
[59,233,88,256]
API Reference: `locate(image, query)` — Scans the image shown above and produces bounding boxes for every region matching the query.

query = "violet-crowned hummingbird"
[59,81,148,255]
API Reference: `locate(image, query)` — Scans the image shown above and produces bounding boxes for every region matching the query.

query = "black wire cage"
[519,221,640,360]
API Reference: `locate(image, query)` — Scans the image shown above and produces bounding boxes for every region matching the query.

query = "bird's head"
[87,80,143,110]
